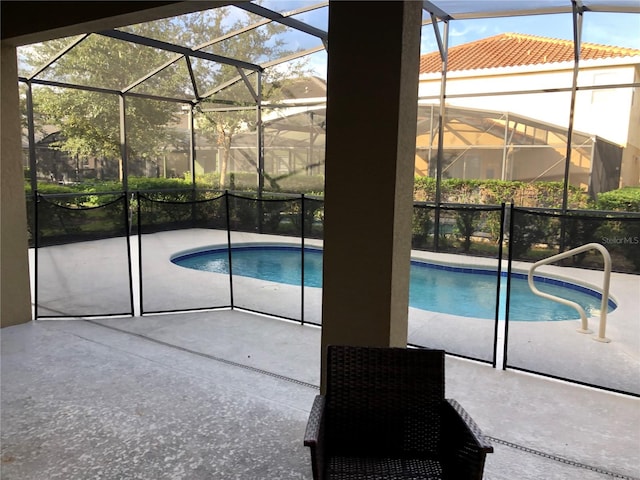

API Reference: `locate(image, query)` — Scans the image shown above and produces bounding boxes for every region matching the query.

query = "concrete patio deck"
[2,311,639,479]
[4,228,638,478]
[31,229,640,395]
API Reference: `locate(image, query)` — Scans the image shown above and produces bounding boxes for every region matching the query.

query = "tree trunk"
[219,144,229,189]
[217,127,232,190]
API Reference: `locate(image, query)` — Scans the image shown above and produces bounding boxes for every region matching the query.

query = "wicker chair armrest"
[304,395,326,446]
[304,395,326,480]
[442,398,493,480]
[445,398,493,453]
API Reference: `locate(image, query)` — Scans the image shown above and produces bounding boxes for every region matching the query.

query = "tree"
[22,5,312,189]
[196,67,311,190]
[192,21,311,190]
[25,20,188,181]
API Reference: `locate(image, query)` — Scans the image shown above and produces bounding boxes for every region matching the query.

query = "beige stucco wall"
[418,60,640,187]
[619,65,640,186]
[321,1,421,391]
[1,44,33,327]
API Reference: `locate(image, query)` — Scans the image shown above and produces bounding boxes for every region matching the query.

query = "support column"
[320,1,421,389]
[1,44,32,327]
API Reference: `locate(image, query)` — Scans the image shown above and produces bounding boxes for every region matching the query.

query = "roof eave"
[418,56,640,80]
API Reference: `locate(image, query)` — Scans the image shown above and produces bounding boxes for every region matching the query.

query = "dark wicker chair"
[304,346,493,479]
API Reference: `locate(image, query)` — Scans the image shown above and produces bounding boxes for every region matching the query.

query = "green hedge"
[25,176,640,213]
[413,178,592,209]
[596,187,640,212]
[190,172,324,194]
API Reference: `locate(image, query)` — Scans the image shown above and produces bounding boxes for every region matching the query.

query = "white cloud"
[449,24,488,38]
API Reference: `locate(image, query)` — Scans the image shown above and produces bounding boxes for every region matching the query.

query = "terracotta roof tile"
[419,33,640,74]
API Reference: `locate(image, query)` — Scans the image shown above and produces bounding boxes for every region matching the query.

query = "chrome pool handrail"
[527,243,612,343]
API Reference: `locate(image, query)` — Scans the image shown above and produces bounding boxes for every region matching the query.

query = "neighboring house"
[418,33,640,191]
[26,33,640,195]
[23,127,152,183]
[22,127,110,184]
[413,104,623,197]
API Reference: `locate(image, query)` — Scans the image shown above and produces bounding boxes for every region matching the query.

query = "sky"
[18,2,639,83]
[423,10,640,52]
[247,2,640,52]
[248,3,640,79]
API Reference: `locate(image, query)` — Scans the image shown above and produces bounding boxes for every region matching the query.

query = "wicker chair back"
[325,346,446,458]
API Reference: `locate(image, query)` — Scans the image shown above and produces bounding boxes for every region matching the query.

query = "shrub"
[454,210,480,253]
[413,177,591,209]
[411,206,433,248]
[413,177,436,201]
[265,174,325,194]
[30,183,78,195]
[478,179,523,205]
[596,187,640,212]
[508,213,553,259]
[129,176,191,191]
[192,172,221,189]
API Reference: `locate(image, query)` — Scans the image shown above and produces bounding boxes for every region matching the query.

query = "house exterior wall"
[619,65,640,186]
[1,45,32,326]
[418,59,640,188]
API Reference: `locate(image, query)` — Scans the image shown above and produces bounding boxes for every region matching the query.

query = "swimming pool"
[171,244,616,321]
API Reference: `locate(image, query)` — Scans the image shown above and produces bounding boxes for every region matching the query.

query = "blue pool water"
[172,245,616,321]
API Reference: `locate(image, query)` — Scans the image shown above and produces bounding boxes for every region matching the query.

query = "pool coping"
[171,241,617,315]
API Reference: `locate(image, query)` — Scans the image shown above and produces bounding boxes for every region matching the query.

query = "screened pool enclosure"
[19,1,640,204]
[17,1,640,397]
